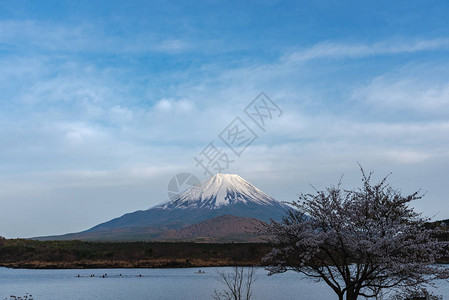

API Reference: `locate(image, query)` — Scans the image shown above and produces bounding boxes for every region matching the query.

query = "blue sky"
[1,1,449,237]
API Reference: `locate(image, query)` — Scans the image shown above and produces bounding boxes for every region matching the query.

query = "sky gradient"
[1,0,449,237]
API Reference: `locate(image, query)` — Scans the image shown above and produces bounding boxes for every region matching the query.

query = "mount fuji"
[36,174,290,241]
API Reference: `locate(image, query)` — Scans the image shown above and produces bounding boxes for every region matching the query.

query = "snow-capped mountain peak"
[61,173,290,239]
[159,173,281,209]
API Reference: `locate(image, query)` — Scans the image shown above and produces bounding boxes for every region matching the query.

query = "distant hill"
[34,174,290,242]
[160,215,267,242]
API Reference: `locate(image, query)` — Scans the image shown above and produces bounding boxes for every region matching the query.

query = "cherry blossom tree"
[264,168,449,300]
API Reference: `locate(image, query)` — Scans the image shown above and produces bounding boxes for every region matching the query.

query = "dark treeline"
[0,238,270,269]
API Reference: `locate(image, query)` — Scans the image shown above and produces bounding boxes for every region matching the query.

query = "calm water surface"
[1,267,449,300]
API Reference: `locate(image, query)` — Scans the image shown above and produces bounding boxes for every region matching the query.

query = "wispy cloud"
[0,20,191,54]
[283,39,449,62]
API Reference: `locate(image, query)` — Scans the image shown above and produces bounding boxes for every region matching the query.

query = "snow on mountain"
[158,173,281,209]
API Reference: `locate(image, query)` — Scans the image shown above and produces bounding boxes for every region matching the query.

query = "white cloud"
[383,150,432,164]
[155,39,190,53]
[154,98,174,111]
[154,98,194,113]
[110,105,134,122]
[61,122,103,145]
[352,64,449,115]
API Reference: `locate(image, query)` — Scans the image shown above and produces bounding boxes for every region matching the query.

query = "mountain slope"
[160,215,266,242]
[88,174,288,232]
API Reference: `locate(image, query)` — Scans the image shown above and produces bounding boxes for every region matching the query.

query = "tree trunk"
[346,290,358,300]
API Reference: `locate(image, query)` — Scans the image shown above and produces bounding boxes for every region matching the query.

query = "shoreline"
[0,259,262,270]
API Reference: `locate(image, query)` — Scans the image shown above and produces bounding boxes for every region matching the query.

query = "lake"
[1,267,449,300]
